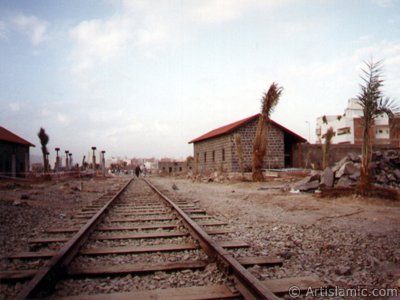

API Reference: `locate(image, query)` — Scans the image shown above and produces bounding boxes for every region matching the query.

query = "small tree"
[37,128,49,173]
[322,127,335,169]
[252,82,283,181]
[234,133,244,178]
[356,59,398,193]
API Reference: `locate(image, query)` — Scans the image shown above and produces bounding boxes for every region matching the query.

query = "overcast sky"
[1,0,399,162]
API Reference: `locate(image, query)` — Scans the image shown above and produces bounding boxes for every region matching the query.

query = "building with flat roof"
[316,98,400,146]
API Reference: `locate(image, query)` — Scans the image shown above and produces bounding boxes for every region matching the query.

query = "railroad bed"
[1,178,326,299]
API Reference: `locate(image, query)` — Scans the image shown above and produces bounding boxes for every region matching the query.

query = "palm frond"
[261,82,283,118]
[377,97,399,118]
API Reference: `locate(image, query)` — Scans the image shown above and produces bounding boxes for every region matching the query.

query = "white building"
[316,98,391,144]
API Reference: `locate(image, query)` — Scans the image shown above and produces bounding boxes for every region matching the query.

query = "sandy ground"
[149,176,400,298]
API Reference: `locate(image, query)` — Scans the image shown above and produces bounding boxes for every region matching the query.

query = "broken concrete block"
[349,171,360,181]
[335,176,356,188]
[393,169,400,180]
[347,152,361,163]
[310,171,322,182]
[293,175,313,190]
[320,167,334,188]
[335,161,359,178]
[332,156,350,173]
[376,173,388,184]
[297,180,320,192]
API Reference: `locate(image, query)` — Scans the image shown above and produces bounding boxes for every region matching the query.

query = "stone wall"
[193,117,285,174]
[193,134,232,173]
[158,161,189,175]
[292,143,399,169]
[231,118,284,171]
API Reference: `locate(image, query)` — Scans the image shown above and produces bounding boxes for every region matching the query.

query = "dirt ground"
[1,174,399,299]
[0,175,126,297]
[150,176,400,299]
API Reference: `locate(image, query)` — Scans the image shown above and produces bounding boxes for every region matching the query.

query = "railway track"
[1,177,325,299]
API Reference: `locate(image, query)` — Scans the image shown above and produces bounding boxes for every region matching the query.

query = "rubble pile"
[294,149,400,192]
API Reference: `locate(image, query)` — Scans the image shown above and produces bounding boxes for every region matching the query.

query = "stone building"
[189,114,306,173]
[158,160,192,175]
[0,126,35,177]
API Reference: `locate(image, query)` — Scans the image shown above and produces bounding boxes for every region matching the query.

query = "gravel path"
[150,176,400,299]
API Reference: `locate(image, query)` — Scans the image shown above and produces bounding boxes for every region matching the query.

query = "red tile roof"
[0,126,35,147]
[189,114,307,143]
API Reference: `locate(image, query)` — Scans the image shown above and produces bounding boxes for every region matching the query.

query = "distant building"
[316,98,400,146]
[0,126,35,177]
[189,114,306,173]
[158,160,191,175]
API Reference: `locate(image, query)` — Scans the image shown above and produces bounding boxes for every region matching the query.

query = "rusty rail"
[15,178,134,299]
[144,178,280,300]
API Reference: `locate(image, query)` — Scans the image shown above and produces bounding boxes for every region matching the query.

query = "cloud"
[371,0,394,7]
[9,102,21,112]
[153,120,169,132]
[11,14,49,45]
[69,18,132,75]
[187,0,291,24]
[68,0,292,74]
[0,21,7,39]
[56,113,72,125]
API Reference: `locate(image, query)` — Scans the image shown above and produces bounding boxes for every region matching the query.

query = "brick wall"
[390,118,400,147]
[354,118,399,146]
[193,117,285,174]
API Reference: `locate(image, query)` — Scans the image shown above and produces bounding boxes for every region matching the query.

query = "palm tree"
[37,128,49,173]
[252,82,283,181]
[356,59,398,193]
[322,127,335,169]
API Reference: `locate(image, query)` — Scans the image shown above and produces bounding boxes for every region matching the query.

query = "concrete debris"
[293,149,400,192]
[319,168,334,188]
[335,161,359,179]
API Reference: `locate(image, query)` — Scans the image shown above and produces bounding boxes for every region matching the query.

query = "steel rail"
[16,178,134,299]
[144,178,280,300]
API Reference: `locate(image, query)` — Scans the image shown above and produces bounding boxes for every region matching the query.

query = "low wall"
[292,143,399,169]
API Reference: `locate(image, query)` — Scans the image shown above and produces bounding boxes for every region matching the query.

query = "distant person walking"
[135,165,141,178]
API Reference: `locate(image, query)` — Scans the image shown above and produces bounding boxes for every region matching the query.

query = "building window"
[204,152,207,163]
[222,148,225,161]
[337,127,350,135]
[196,153,199,163]
[212,150,215,162]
